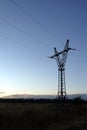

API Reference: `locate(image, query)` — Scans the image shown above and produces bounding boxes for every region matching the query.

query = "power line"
[0,0,57,51]
[0,16,49,48]
[0,16,53,50]
[0,16,43,49]
[9,0,56,40]
[0,0,57,50]
[0,34,27,48]
[0,16,32,38]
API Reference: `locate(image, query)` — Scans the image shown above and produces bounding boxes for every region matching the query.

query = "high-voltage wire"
[0,16,32,38]
[0,35,27,48]
[0,16,51,50]
[9,0,56,40]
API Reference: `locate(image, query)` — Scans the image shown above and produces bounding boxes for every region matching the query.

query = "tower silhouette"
[49,39,76,100]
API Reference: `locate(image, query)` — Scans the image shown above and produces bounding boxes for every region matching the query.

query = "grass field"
[0,102,87,130]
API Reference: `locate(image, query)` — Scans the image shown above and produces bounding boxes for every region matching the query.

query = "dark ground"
[0,99,87,130]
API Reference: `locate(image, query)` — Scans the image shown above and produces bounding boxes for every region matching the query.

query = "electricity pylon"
[49,39,76,100]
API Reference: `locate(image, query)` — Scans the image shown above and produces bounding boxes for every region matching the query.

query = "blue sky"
[0,0,87,97]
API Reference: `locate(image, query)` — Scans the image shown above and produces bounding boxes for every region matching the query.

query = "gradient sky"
[0,0,87,97]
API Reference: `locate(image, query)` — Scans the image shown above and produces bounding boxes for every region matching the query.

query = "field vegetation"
[0,99,87,130]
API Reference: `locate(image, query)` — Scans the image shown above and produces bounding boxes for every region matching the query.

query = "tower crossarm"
[60,39,76,66]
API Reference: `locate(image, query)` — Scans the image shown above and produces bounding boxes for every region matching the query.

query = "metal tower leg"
[58,67,66,100]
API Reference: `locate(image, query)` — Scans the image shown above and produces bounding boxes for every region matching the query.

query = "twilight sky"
[0,0,87,97]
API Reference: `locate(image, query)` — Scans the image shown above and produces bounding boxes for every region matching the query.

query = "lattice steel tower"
[49,39,76,100]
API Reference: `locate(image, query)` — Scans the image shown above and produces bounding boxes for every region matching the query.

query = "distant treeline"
[0,97,86,104]
[0,98,56,103]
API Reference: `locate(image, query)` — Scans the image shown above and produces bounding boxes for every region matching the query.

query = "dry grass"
[0,102,87,130]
